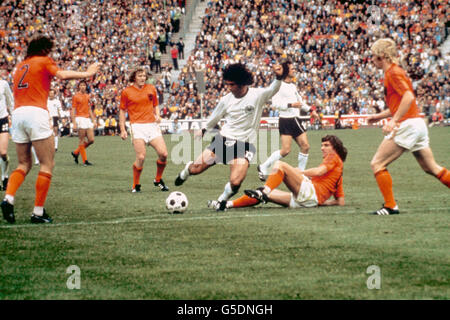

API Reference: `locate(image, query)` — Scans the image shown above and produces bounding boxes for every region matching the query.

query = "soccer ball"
[166,191,188,214]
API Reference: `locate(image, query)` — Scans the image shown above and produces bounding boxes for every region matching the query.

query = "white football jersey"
[271,81,310,118]
[0,80,14,119]
[206,79,281,142]
[48,98,62,118]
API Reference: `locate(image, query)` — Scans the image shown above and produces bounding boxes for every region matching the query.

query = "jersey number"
[17,65,29,89]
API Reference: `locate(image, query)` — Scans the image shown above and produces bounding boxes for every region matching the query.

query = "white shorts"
[289,176,319,208]
[76,117,94,130]
[385,117,429,152]
[131,122,162,144]
[11,106,53,143]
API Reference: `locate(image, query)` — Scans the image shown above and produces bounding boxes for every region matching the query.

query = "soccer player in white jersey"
[257,59,319,181]
[174,62,286,211]
[0,71,14,190]
[47,89,62,151]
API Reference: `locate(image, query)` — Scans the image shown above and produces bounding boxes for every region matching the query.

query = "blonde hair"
[370,38,399,64]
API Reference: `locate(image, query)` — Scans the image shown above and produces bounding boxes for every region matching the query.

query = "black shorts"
[279,117,306,138]
[0,116,9,134]
[207,133,256,164]
[52,117,59,128]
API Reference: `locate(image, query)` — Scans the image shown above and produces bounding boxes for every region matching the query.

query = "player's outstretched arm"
[55,62,101,80]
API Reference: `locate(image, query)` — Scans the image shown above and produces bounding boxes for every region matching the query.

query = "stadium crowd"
[0,0,449,127]
[168,0,449,122]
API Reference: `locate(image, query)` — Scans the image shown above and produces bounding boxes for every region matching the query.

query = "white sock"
[226,201,233,208]
[33,206,44,216]
[0,157,8,180]
[180,161,193,180]
[261,150,283,172]
[218,182,233,202]
[4,194,14,205]
[54,136,59,149]
[298,152,308,170]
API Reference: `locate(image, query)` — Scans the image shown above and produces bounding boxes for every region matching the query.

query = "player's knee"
[136,153,146,162]
[300,143,310,154]
[280,147,290,157]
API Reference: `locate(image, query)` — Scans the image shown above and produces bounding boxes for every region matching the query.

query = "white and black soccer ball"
[166,191,188,214]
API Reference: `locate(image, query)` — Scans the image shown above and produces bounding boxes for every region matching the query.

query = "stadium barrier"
[159,114,426,132]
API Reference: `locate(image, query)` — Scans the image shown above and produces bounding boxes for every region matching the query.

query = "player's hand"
[120,130,128,140]
[87,62,101,77]
[382,119,399,137]
[155,115,161,123]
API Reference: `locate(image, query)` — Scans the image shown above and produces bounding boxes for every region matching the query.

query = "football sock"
[261,150,282,172]
[0,155,8,180]
[231,194,260,208]
[54,136,59,149]
[155,159,167,182]
[133,164,143,188]
[298,152,309,171]
[79,145,87,163]
[374,169,396,209]
[180,161,193,180]
[34,171,52,209]
[264,169,285,194]
[73,146,80,155]
[5,169,26,202]
[218,182,235,202]
[436,168,450,188]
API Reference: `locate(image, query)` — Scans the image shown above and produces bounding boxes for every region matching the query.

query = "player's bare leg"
[131,138,146,192]
[149,136,169,191]
[175,148,215,186]
[413,147,450,188]
[370,138,405,214]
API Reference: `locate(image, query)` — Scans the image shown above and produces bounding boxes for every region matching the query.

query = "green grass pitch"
[0,127,449,299]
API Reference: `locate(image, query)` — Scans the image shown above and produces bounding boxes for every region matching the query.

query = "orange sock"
[437,168,450,188]
[375,169,396,208]
[79,144,87,162]
[34,171,52,207]
[73,146,80,155]
[265,169,285,192]
[5,169,26,197]
[133,164,143,188]
[155,159,166,182]
[232,195,260,208]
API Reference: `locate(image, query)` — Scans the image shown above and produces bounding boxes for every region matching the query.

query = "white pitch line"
[0,206,449,230]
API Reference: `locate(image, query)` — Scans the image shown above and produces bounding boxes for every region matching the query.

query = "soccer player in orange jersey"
[70,81,96,166]
[119,68,169,193]
[1,36,100,224]
[221,135,346,210]
[367,38,450,215]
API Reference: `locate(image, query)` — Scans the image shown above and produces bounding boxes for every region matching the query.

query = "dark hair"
[322,135,347,162]
[78,80,87,89]
[280,57,292,79]
[223,63,254,86]
[129,68,148,83]
[26,36,54,58]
